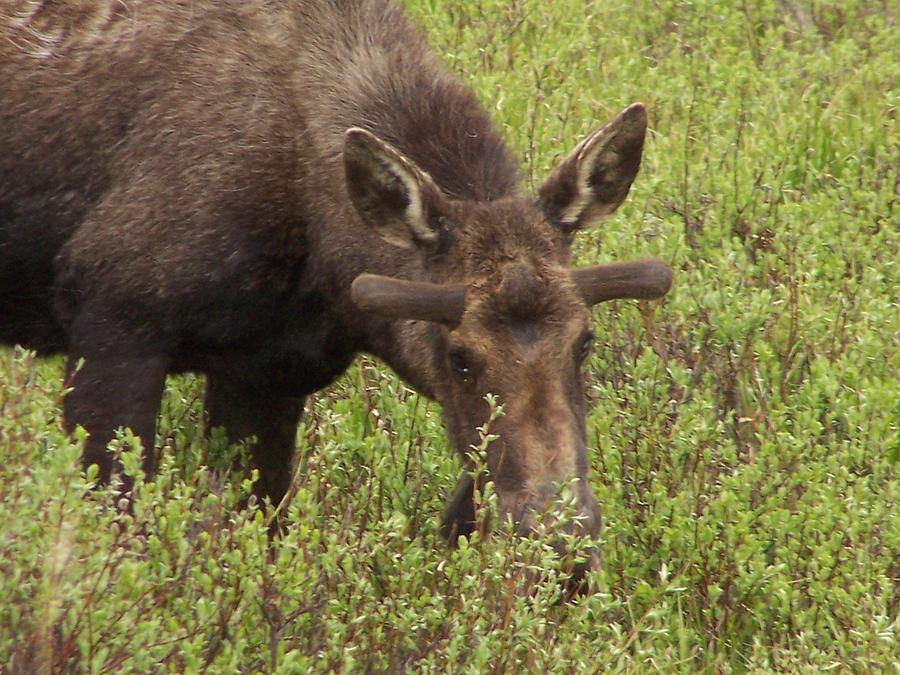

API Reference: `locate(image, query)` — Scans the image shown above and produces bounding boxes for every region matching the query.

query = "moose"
[0,0,671,569]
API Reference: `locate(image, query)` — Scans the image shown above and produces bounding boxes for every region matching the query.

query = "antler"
[352,258,671,324]
[571,259,672,305]
[351,274,466,324]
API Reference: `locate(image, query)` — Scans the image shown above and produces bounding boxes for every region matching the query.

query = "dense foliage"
[2,0,897,671]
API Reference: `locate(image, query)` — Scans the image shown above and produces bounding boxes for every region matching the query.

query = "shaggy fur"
[0,0,663,559]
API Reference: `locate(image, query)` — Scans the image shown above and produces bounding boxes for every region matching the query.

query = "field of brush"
[2,0,898,671]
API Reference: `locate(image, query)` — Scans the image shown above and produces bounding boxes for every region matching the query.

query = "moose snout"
[495,479,601,594]
[442,472,600,541]
[504,478,601,577]
[509,480,600,539]
[441,471,601,590]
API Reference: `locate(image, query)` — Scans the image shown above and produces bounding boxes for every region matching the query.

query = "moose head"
[347,103,670,575]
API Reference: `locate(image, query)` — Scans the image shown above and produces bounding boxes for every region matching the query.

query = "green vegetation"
[2,0,897,671]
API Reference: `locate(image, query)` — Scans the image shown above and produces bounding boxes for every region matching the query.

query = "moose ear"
[538,103,647,234]
[344,128,445,250]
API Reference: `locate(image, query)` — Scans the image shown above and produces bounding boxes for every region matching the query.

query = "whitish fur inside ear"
[378,151,436,246]
[559,130,612,227]
[560,123,637,227]
[345,127,441,249]
[541,103,647,232]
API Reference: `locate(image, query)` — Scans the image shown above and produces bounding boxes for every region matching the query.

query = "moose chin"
[0,0,671,585]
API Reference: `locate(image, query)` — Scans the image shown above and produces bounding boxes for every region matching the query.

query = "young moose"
[0,0,671,564]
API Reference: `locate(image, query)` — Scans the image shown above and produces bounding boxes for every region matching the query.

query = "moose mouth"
[440,470,602,594]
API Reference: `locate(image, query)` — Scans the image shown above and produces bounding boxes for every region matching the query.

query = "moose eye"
[577,330,594,363]
[447,347,473,381]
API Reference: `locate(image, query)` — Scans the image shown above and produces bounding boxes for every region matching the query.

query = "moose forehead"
[447,197,566,272]
[436,199,588,338]
[459,261,589,351]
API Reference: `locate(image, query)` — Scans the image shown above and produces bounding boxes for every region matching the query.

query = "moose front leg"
[63,342,169,493]
[204,373,304,509]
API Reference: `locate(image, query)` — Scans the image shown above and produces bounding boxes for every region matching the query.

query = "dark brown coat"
[0,0,670,565]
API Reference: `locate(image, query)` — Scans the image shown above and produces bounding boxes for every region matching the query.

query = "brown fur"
[0,0,668,571]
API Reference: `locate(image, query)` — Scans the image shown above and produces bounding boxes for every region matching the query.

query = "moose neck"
[290,0,527,395]
[293,1,519,203]
[364,317,444,400]
[352,79,519,202]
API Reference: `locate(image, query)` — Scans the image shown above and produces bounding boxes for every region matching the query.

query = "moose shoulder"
[0,0,671,567]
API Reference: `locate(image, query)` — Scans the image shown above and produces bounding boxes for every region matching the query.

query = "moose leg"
[63,335,169,492]
[440,471,477,541]
[204,373,304,508]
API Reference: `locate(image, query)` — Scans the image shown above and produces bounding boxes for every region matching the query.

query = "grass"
[1,0,898,671]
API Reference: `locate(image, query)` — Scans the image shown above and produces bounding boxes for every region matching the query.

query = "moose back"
[0,0,671,561]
